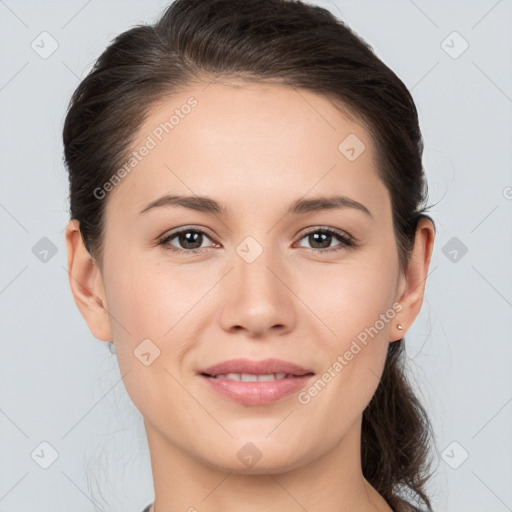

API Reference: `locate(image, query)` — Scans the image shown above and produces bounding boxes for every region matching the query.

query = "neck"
[145,416,392,512]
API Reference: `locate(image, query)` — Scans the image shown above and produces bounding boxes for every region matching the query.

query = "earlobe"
[64,220,113,342]
[392,218,435,342]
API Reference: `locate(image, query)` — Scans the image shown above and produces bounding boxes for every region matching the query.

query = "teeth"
[238,373,257,382]
[213,372,290,381]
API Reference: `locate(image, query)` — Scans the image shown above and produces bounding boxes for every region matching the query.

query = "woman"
[63,0,437,510]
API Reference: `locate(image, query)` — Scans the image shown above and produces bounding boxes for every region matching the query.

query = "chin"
[200,445,310,475]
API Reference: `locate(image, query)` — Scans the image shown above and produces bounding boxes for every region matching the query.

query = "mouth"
[198,358,315,406]
[201,372,312,381]
[199,357,314,377]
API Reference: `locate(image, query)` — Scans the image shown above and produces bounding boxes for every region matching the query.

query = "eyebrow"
[139,194,373,219]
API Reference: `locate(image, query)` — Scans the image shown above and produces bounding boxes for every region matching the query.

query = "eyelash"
[158,226,356,255]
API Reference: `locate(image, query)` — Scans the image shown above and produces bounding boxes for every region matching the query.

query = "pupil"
[310,232,331,249]
[176,231,332,250]
[180,231,201,249]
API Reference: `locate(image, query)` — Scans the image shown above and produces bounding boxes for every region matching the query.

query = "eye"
[158,226,356,255]
[158,227,217,254]
[295,227,355,253]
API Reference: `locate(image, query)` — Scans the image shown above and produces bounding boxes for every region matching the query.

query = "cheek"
[103,254,195,339]
[102,253,216,389]
[101,256,198,415]
[303,250,398,404]
[302,256,398,347]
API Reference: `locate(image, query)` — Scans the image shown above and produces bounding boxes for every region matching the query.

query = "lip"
[199,358,315,406]
[200,358,313,377]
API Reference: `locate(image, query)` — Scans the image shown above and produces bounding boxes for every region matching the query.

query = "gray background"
[1,0,511,511]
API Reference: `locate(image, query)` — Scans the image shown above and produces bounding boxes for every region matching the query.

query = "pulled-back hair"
[63,1,437,510]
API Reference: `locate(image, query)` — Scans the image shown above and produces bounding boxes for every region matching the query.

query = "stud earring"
[397,323,403,330]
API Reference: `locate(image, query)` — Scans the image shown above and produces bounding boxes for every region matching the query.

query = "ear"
[64,219,113,342]
[391,217,435,342]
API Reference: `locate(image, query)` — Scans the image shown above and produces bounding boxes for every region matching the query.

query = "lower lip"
[199,374,315,406]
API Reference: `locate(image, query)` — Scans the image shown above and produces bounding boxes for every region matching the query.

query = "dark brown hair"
[63,1,437,510]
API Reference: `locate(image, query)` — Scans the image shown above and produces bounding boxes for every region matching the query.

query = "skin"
[66,79,435,512]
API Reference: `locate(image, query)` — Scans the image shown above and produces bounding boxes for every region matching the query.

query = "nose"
[218,244,297,338]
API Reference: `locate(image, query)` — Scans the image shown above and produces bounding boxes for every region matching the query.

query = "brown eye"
[159,228,216,254]
[306,231,334,249]
[158,226,355,256]
[174,230,205,250]
[296,228,354,253]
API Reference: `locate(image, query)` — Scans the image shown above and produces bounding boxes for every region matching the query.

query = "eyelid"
[158,225,218,247]
[158,225,356,254]
[293,226,356,253]
[295,225,355,243]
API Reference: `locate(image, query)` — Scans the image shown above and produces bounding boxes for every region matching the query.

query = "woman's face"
[86,80,410,473]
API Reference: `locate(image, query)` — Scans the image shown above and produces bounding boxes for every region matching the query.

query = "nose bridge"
[234,233,285,302]
[218,233,296,334]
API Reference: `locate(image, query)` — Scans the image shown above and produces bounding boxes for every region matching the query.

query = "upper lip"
[200,358,314,377]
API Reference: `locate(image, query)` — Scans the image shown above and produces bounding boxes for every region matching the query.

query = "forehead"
[106,79,389,220]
